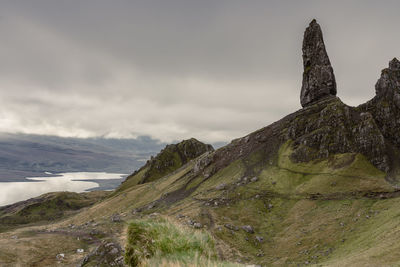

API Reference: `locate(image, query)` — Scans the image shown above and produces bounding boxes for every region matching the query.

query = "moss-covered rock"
[122,138,213,186]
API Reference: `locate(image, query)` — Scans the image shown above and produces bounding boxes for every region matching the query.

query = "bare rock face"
[360,59,400,145]
[358,58,400,179]
[375,58,400,106]
[300,19,337,107]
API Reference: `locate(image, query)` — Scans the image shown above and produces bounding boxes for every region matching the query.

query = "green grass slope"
[1,139,399,266]
[119,138,213,191]
[81,138,399,266]
[0,191,109,232]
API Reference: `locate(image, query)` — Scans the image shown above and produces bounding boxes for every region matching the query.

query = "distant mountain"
[0,133,166,181]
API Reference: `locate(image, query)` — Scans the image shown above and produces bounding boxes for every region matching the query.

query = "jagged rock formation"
[300,19,336,107]
[192,21,399,183]
[125,138,213,184]
[357,58,400,179]
[124,20,400,189]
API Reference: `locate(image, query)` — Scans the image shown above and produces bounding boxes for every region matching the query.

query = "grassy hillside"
[0,191,109,232]
[58,139,397,266]
[0,138,399,266]
[120,138,213,190]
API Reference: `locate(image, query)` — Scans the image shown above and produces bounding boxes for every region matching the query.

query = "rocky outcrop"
[356,58,400,179]
[300,19,336,107]
[359,58,400,147]
[375,58,400,100]
[196,21,400,183]
[125,138,214,184]
[122,21,400,188]
[79,240,124,267]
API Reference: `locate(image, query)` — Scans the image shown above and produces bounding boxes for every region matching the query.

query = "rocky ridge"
[125,138,213,184]
[193,20,400,183]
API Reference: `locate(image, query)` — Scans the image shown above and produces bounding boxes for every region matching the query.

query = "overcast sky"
[0,1,399,143]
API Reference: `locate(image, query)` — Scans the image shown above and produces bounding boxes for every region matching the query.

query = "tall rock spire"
[300,19,336,107]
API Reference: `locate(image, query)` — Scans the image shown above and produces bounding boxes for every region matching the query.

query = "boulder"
[241,225,255,234]
[110,213,121,223]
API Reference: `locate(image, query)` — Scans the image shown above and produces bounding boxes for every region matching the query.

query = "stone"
[250,177,258,182]
[78,241,124,267]
[56,253,65,260]
[176,214,185,219]
[224,223,239,231]
[215,183,227,190]
[147,203,156,210]
[193,222,203,229]
[300,19,336,107]
[115,256,124,263]
[77,249,84,253]
[255,236,264,243]
[110,213,121,223]
[89,229,102,236]
[109,248,119,255]
[241,225,255,234]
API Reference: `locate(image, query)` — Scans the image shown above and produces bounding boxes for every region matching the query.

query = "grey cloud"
[0,1,399,143]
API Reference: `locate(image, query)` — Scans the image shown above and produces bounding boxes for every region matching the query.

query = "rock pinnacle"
[375,58,400,96]
[300,19,336,107]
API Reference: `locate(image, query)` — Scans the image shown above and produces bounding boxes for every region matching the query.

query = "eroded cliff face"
[123,20,400,186]
[357,58,400,180]
[360,58,400,147]
[196,20,400,183]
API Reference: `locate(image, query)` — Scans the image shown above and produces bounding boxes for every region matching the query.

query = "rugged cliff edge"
[193,20,400,186]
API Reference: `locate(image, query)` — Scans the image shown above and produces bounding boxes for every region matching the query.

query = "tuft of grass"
[125,217,235,267]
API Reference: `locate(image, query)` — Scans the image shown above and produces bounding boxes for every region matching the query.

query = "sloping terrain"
[121,138,213,189]
[0,191,109,232]
[1,20,400,267]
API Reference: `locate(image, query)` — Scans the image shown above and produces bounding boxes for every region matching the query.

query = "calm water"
[0,172,126,206]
